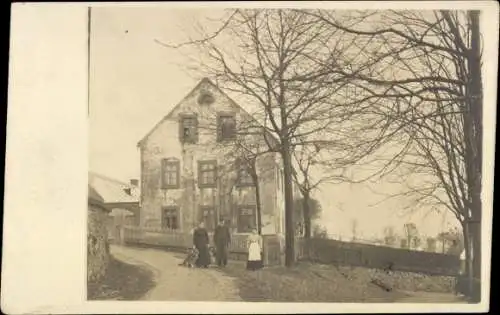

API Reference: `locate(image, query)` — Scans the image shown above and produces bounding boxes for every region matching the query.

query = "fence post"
[119,223,125,245]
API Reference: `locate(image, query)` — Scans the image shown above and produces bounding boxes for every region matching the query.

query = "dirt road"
[110,245,241,301]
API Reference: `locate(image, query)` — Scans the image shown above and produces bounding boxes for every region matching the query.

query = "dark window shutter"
[213,163,218,186]
[229,117,236,138]
[179,117,184,143]
[216,115,222,142]
[161,158,167,189]
[176,160,181,188]
[193,115,199,143]
[197,161,202,185]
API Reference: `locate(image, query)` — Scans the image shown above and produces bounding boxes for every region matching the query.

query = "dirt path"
[110,245,242,301]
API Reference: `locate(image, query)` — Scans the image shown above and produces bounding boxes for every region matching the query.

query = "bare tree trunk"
[470,10,483,303]
[302,191,312,240]
[282,139,295,267]
[302,191,312,259]
[254,176,263,235]
[463,220,474,299]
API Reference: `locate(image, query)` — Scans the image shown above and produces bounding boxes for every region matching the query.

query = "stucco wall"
[140,79,283,234]
[87,204,110,284]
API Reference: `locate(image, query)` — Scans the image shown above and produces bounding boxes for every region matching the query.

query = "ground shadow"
[87,256,156,300]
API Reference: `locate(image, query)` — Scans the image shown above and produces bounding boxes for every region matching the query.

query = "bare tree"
[292,196,322,237]
[291,143,348,242]
[215,134,278,235]
[312,224,329,239]
[158,9,377,267]
[383,226,397,246]
[307,10,483,300]
[404,223,418,250]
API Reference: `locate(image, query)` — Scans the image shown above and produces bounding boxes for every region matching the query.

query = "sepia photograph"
[87,4,491,305]
[2,1,496,314]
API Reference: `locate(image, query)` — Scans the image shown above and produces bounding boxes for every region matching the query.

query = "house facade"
[137,78,292,236]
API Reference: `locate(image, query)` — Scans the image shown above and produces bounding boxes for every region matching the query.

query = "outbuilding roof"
[88,172,139,204]
[88,184,109,211]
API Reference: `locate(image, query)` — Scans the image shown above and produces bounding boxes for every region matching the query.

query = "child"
[179,246,199,268]
[246,228,264,271]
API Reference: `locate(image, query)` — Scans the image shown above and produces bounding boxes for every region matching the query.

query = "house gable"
[137,77,280,150]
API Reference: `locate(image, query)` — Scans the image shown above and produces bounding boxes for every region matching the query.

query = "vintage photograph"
[87,5,487,304]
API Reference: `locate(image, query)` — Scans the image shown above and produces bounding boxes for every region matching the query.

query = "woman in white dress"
[246,228,263,271]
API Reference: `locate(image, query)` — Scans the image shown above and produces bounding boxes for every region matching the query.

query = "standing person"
[213,218,231,267]
[193,222,211,268]
[246,228,264,271]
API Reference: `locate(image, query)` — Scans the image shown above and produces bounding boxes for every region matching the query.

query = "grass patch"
[218,261,407,303]
[87,256,156,300]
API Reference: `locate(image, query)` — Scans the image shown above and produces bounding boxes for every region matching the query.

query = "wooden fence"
[121,226,284,266]
[296,238,461,276]
[117,226,459,275]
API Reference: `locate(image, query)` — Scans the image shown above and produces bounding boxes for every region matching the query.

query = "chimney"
[129,179,140,199]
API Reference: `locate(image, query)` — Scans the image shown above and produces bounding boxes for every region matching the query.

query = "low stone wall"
[87,205,110,283]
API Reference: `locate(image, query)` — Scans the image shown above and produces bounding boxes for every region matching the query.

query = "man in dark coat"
[213,219,231,267]
[193,222,211,268]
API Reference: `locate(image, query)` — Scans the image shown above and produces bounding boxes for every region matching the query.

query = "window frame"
[199,205,217,232]
[217,112,237,142]
[236,205,257,233]
[198,160,217,188]
[161,158,180,189]
[236,159,255,187]
[161,206,180,231]
[179,114,199,144]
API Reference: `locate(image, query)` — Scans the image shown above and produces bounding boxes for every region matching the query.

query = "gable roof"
[88,184,109,211]
[137,77,211,148]
[88,172,139,204]
[88,184,105,203]
[137,77,280,149]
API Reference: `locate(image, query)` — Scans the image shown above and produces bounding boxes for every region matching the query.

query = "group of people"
[189,219,263,271]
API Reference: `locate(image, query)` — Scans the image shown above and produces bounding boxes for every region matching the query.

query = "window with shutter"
[237,205,256,233]
[161,159,180,189]
[179,115,198,143]
[217,113,236,141]
[162,207,179,230]
[198,160,217,188]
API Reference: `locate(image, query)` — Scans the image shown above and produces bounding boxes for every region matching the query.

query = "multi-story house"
[137,78,297,236]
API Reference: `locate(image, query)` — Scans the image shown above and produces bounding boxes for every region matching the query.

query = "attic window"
[217,113,236,141]
[198,91,214,105]
[179,115,198,144]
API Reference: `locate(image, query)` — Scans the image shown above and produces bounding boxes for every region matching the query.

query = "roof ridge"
[89,171,130,187]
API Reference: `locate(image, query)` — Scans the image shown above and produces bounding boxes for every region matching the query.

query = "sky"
[88,6,460,240]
